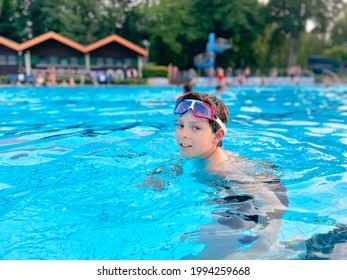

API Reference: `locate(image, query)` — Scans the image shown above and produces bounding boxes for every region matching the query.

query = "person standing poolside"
[174,91,288,259]
[216,67,225,86]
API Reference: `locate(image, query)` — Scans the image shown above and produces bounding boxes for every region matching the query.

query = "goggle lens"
[174,100,214,120]
[175,101,193,115]
[193,102,214,119]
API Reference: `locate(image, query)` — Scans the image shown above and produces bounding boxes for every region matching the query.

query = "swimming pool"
[0,85,346,260]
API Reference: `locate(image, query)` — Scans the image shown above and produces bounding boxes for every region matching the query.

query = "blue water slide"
[194,33,232,69]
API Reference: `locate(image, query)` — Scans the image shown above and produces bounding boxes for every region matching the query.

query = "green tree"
[0,0,122,44]
[143,0,264,69]
[295,32,325,67]
[0,0,17,40]
[252,24,277,70]
[0,0,32,42]
[266,0,343,67]
[324,45,347,73]
[42,0,103,44]
[330,3,347,46]
[1,0,52,41]
[192,0,265,69]
[28,0,58,37]
[0,0,3,17]
[44,0,138,44]
[139,0,200,68]
[101,0,146,43]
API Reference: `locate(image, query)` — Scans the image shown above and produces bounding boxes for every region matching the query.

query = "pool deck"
[194,76,315,87]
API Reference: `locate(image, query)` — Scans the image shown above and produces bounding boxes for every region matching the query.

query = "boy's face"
[175,111,219,159]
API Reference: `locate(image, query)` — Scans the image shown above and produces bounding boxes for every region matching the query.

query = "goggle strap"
[214,116,227,133]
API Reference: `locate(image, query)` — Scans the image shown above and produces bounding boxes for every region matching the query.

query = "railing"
[323,68,338,77]
[6,74,35,84]
[303,68,315,77]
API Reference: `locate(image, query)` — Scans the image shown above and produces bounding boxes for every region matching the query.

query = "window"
[39,56,46,64]
[0,55,6,64]
[50,56,58,64]
[106,57,113,66]
[60,57,69,65]
[115,59,122,67]
[124,58,132,66]
[7,55,16,65]
[97,57,104,65]
[70,57,78,65]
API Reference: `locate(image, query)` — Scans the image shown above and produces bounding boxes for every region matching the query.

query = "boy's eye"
[176,123,184,128]
[192,126,201,130]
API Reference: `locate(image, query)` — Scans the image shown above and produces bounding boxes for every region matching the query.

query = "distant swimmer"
[210,85,225,94]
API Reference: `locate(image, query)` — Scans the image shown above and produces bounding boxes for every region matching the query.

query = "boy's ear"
[213,129,225,144]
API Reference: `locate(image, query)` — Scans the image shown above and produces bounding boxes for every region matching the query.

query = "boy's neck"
[204,147,228,172]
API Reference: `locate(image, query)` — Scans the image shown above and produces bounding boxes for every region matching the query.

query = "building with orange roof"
[0,31,148,82]
[0,36,21,76]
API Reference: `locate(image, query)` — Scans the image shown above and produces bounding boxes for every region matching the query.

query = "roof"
[19,31,86,52]
[85,34,148,56]
[0,32,148,56]
[0,36,20,51]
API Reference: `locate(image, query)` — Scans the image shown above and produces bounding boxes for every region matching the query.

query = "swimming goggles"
[174,99,227,132]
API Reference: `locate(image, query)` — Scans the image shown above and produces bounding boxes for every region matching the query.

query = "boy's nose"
[182,128,190,138]
[178,128,189,139]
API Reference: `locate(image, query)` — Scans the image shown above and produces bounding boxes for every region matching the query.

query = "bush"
[143,63,168,78]
[0,76,6,84]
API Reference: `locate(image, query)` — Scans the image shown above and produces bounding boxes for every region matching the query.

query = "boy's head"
[183,84,193,94]
[175,91,229,149]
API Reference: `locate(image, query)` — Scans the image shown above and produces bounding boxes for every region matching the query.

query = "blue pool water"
[0,85,347,260]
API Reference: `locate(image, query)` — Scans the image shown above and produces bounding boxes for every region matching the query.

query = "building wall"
[26,39,83,56]
[88,42,139,81]
[0,45,18,75]
[21,40,85,77]
[25,40,84,70]
[0,45,17,55]
[90,42,138,58]
[0,65,17,75]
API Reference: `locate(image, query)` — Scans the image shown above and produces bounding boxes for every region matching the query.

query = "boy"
[143,91,228,190]
[174,91,229,173]
[174,91,288,259]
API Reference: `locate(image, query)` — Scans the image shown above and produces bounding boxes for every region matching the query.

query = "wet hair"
[176,91,229,147]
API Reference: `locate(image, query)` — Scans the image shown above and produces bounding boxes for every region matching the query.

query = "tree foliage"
[0,0,17,39]
[0,0,345,70]
[324,45,347,73]
[330,3,347,46]
[265,0,344,66]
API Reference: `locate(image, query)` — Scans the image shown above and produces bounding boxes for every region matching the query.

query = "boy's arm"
[223,179,287,259]
[138,163,183,191]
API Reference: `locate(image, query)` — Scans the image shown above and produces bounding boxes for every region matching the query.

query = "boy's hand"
[139,176,166,191]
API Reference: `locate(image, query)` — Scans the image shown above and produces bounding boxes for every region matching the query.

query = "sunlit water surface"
[0,85,347,260]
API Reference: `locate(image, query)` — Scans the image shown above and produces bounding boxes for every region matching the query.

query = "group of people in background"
[179,64,342,97]
[34,66,76,87]
[15,65,78,87]
[209,65,307,87]
[14,63,342,89]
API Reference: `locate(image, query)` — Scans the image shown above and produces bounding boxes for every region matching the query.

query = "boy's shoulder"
[220,151,280,182]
